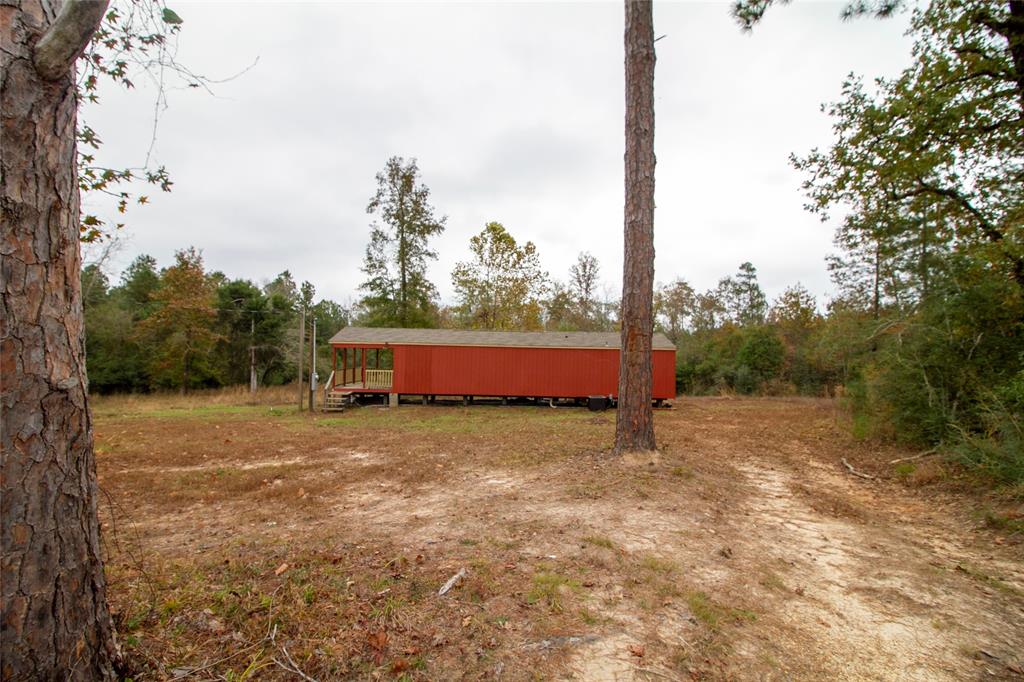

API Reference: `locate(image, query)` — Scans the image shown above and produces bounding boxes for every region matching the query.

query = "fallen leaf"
[367,630,389,651]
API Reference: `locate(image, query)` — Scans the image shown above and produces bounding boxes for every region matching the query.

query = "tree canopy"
[451,222,549,330]
[359,156,446,328]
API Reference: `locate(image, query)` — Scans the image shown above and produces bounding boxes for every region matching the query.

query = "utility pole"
[249,315,257,395]
[309,317,317,412]
[297,307,305,410]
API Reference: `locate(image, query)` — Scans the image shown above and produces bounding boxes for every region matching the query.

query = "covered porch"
[328,345,394,393]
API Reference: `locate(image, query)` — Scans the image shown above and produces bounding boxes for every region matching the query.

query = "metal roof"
[328,326,676,350]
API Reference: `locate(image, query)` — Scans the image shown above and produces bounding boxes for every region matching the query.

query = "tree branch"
[34,0,110,81]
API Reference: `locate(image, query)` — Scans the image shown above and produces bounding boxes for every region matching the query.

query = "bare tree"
[615,0,658,453]
[569,251,601,329]
[1,1,119,678]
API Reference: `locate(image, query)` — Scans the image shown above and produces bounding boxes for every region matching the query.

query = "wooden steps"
[323,391,349,412]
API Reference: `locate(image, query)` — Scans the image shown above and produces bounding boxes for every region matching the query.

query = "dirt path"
[95,397,1024,680]
[728,460,1020,681]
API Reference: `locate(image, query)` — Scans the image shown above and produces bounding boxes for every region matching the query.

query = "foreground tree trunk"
[1,1,117,679]
[615,0,658,454]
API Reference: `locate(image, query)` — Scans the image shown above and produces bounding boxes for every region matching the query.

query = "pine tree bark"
[615,0,657,454]
[1,1,117,679]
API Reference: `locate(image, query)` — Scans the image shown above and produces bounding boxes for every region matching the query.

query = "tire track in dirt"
[734,459,1024,681]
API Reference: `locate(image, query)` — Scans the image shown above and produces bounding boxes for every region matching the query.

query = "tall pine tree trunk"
[615,0,657,454]
[1,1,117,679]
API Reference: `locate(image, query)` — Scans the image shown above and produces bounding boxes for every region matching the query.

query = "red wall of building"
[384,344,675,399]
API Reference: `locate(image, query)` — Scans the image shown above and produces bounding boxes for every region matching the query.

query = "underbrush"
[842,365,1024,496]
[92,383,299,416]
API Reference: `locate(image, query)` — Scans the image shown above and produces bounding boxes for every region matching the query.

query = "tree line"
[83,250,347,394]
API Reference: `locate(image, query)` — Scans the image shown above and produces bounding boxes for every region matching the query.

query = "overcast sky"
[83,0,915,310]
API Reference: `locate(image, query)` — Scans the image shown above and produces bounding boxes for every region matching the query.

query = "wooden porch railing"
[365,369,393,390]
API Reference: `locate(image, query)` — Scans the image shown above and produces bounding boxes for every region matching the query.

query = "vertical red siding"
[380,344,674,399]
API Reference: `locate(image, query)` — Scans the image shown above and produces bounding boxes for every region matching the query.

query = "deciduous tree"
[569,251,603,330]
[655,278,696,343]
[360,156,446,328]
[452,222,548,330]
[136,247,220,392]
[790,0,1023,292]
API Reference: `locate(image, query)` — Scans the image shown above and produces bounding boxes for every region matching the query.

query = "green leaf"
[161,8,183,24]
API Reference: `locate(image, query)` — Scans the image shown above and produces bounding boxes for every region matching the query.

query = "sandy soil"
[94,397,1024,681]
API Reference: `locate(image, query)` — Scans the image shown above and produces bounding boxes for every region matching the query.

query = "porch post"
[361,347,367,388]
[332,347,337,389]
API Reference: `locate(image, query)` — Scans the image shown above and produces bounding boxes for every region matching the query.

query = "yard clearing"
[95,396,1024,680]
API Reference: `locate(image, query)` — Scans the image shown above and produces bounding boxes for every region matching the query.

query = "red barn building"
[326,327,676,407]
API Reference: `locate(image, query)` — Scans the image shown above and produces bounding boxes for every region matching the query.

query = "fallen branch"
[522,634,600,650]
[269,623,319,682]
[438,567,468,596]
[841,458,876,480]
[273,647,319,682]
[168,643,262,680]
[632,667,677,680]
[889,448,939,465]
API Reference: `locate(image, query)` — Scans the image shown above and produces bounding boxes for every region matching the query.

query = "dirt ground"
[93,396,1024,681]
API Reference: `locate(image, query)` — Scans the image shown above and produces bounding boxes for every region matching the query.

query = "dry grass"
[93,393,1024,681]
[92,383,299,417]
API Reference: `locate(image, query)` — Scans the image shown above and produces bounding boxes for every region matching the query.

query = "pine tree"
[723,262,767,326]
[2,2,120,676]
[615,0,658,453]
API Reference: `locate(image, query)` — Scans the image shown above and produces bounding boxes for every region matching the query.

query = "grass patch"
[758,571,786,591]
[640,555,678,575]
[893,462,916,478]
[686,591,756,630]
[582,535,615,550]
[954,563,1023,597]
[369,594,406,626]
[670,465,694,479]
[527,572,581,613]
[980,510,1024,537]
